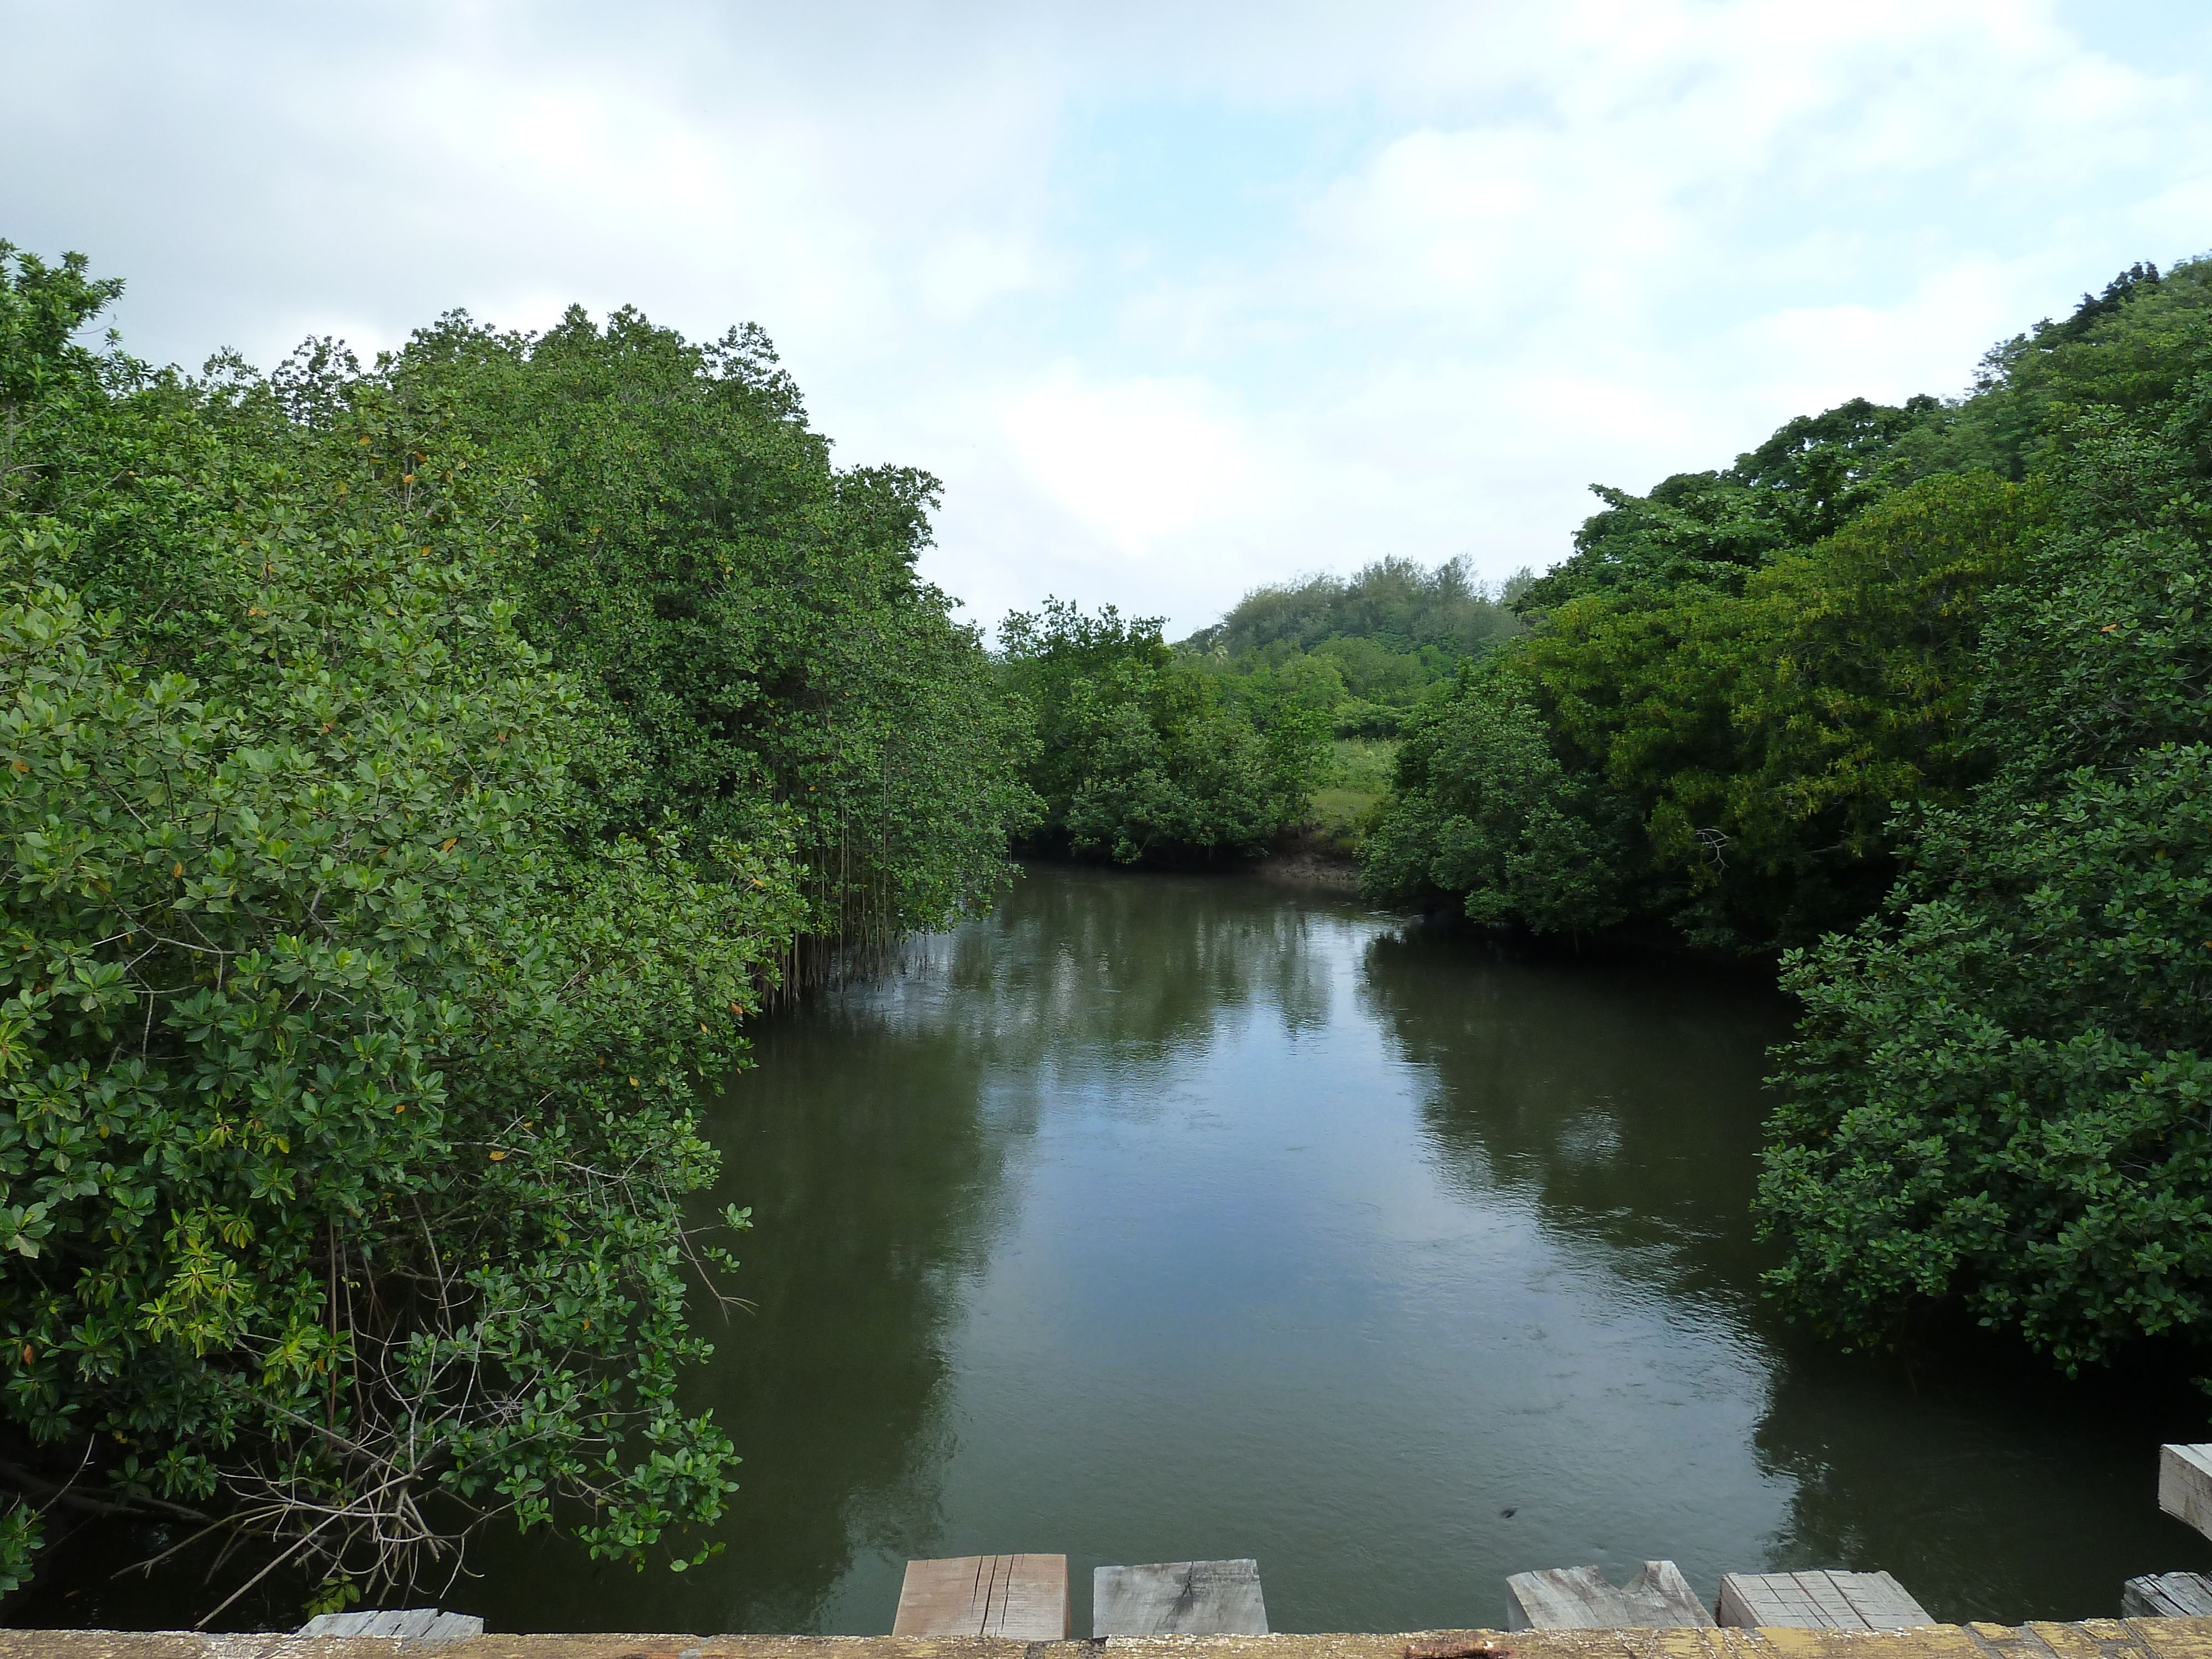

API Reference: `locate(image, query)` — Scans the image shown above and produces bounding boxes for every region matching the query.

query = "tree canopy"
[999,600,1325,864]
[0,239,1034,1613]
[1180,555,1526,739]
[1357,247,2212,1379]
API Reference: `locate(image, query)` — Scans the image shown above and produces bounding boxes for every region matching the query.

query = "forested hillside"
[1183,555,1527,738]
[0,244,1034,1610]
[1358,253,2212,1371]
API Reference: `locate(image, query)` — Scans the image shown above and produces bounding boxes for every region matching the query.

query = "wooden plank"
[2161,1445,2212,1543]
[1508,1566,1614,1630]
[896,1556,990,1637]
[2124,1573,2212,1618]
[894,1554,1067,1640]
[1720,1577,1781,1627]
[1723,1573,1788,1627]
[1093,1559,1269,1636]
[1632,1561,1715,1629]
[297,1608,481,1639]
[1840,1572,1936,1629]
[1803,1574,1865,1628]
[1718,1572,1932,1630]
[1506,1561,1715,1630]
[299,1613,375,1636]
[991,1553,1069,1640]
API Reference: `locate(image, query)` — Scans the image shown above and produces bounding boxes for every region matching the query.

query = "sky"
[7,0,2212,637]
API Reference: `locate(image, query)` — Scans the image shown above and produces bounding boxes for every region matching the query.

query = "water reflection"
[1358,927,1781,1303]
[463,972,1025,1635]
[1358,919,2212,1621]
[463,869,1349,1634]
[86,865,2208,1635]
[946,868,1336,1059]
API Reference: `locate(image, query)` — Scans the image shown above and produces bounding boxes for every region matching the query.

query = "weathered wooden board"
[297,1607,485,1641]
[1505,1561,1714,1630]
[2160,1444,2212,1543]
[2124,1573,2212,1618]
[1717,1570,1932,1630]
[893,1554,1068,1640]
[1094,1558,1269,1636]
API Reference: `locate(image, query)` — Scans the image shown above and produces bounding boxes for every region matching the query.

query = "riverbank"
[1254,831,1363,893]
[19,1618,2212,1659]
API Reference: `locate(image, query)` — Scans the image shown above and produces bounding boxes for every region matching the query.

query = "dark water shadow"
[455,978,1020,1635]
[1357,917,2212,1623]
[455,865,1351,1633]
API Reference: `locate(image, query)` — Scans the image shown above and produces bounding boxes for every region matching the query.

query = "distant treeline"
[996,601,1327,865]
[991,558,1527,865]
[0,244,1036,1609]
[1183,555,1528,737]
[1361,254,2212,1376]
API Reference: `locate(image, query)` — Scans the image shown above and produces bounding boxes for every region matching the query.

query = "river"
[455,863,2211,1635]
[33,863,2211,1634]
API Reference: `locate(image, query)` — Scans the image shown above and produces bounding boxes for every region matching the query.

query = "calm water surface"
[461,865,2212,1635]
[49,864,2204,1632]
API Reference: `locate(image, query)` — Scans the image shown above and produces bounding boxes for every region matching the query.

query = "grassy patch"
[1310,738,1397,854]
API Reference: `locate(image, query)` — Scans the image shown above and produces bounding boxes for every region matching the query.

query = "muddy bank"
[1254,835,1363,893]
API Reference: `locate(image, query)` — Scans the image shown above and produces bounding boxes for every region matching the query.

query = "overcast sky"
[7,1,2212,635]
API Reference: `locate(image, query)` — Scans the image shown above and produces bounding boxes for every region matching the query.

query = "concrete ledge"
[11,1622,2212,1659]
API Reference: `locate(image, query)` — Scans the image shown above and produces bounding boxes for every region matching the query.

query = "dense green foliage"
[1759,381,2212,1366]
[0,242,1030,1609]
[1360,679,1623,936]
[1514,397,1946,612]
[1000,601,1327,864]
[1367,259,2212,950]
[1182,555,1525,738]
[1359,249,2212,1375]
[382,312,1034,966]
[1366,471,2027,943]
[12,207,2212,1612]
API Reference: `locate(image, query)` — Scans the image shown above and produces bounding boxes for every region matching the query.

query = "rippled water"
[40,864,2212,1632]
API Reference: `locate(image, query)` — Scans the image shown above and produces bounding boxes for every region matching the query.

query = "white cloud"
[1005,373,1259,553]
[6,0,2211,635]
[917,232,1045,324]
